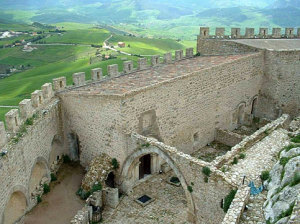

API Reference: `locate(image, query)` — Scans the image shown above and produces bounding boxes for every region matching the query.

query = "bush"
[204,176,208,183]
[223,189,237,212]
[231,157,238,165]
[253,117,260,124]
[91,183,102,193]
[43,184,50,194]
[63,155,71,163]
[141,142,150,147]
[284,144,297,152]
[37,195,42,203]
[261,170,270,181]
[291,134,300,143]
[195,52,201,57]
[112,158,119,170]
[25,117,34,125]
[275,202,295,222]
[202,166,211,177]
[187,185,193,193]
[51,173,57,182]
[280,157,289,167]
[76,188,91,200]
[239,153,246,159]
[290,172,300,187]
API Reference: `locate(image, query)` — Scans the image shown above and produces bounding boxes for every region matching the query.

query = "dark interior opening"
[137,195,152,203]
[105,172,115,188]
[139,154,151,179]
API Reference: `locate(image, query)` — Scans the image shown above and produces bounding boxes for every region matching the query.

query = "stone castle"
[0,27,299,224]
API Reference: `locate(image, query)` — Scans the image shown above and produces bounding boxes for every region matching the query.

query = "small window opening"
[204,30,207,36]
[128,64,131,70]
[236,30,238,36]
[59,81,63,88]
[97,72,100,79]
[156,58,158,64]
[263,30,266,35]
[15,117,18,126]
[57,155,60,161]
[39,96,42,104]
[290,30,292,35]
[220,199,224,208]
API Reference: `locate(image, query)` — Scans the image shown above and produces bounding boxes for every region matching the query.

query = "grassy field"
[45,29,111,45]
[109,35,195,55]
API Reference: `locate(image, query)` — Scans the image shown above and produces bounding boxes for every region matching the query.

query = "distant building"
[118,42,126,48]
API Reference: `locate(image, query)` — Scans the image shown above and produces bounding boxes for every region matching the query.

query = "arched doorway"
[3,191,27,224]
[120,146,195,222]
[139,154,151,179]
[68,133,80,161]
[105,172,115,188]
[50,135,63,164]
[29,160,48,195]
[251,97,258,116]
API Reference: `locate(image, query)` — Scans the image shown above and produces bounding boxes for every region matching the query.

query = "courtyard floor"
[24,163,85,224]
[102,172,190,224]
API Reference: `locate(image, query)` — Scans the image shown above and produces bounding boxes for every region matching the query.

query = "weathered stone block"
[73,72,86,86]
[175,50,183,61]
[215,27,225,37]
[186,48,194,58]
[53,77,66,91]
[245,28,254,38]
[123,61,134,73]
[259,28,268,37]
[31,90,43,108]
[164,52,172,63]
[151,55,160,66]
[107,64,119,77]
[91,68,103,81]
[272,28,281,38]
[285,28,294,37]
[138,58,148,70]
[42,83,53,100]
[103,187,119,208]
[200,27,209,38]
[231,28,241,38]
[19,99,33,120]
[0,121,7,148]
[5,109,20,133]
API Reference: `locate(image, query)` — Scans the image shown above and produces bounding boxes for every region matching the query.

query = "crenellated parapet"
[199,27,300,39]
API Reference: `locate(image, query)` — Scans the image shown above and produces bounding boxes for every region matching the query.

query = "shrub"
[43,184,50,194]
[231,157,238,165]
[37,195,42,203]
[187,185,193,193]
[253,117,260,124]
[63,155,71,163]
[204,176,208,183]
[280,157,289,167]
[290,172,300,187]
[202,166,211,177]
[261,170,270,181]
[112,158,119,170]
[223,189,237,212]
[195,52,201,57]
[141,142,150,147]
[91,183,102,193]
[275,202,295,222]
[25,117,34,125]
[76,188,91,200]
[51,173,57,182]
[239,153,246,159]
[291,134,300,143]
[284,144,297,152]
[264,130,270,135]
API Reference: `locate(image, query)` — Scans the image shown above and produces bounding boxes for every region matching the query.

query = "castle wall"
[59,95,126,167]
[0,99,62,222]
[257,50,300,119]
[197,39,259,55]
[120,53,264,154]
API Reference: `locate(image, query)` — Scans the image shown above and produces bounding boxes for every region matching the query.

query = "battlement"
[199,27,300,39]
[0,48,194,147]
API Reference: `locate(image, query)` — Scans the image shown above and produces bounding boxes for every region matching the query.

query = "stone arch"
[120,145,196,222]
[237,102,246,126]
[251,96,258,116]
[49,135,63,164]
[28,157,50,195]
[2,185,29,224]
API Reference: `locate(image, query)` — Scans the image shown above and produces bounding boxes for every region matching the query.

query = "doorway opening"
[139,154,151,179]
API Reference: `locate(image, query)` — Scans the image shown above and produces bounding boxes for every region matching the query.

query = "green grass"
[44,29,111,45]
[109,35,188,55]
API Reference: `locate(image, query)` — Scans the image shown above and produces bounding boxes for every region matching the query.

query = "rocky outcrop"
[264,146,300,224]
[81,153,114,192]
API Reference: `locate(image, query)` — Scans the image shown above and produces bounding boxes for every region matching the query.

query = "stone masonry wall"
[0,99,62,222]
[257,50,300,119]
[121,53,264,154]
[197,39,259,55]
